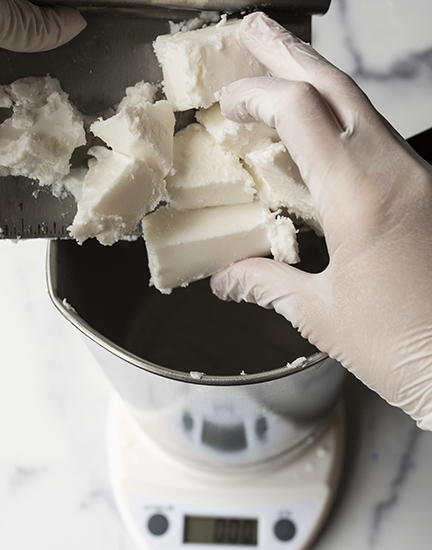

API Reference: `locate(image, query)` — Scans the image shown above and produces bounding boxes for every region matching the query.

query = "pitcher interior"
[53,229,328,377]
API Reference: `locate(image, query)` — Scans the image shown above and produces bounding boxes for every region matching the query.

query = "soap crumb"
[169,11,220,34]
[292,356,307,368]
[216,14,228,27]
[51,167,87,201]
[268,214,299,265]
[116,81,158,111]
[190,371,205,380]
[0,85,12,108]
[286,356,307,370]
[119,233,140,242]
[62,298,77,313]
[240,370,247,375]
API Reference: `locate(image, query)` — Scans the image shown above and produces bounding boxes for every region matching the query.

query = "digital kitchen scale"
[108,395,344,550]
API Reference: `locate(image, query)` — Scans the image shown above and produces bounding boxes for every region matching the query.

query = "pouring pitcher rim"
[46,240,329,387]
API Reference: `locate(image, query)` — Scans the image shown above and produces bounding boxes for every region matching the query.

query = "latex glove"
[211,12,432,430]
[0,0,86,52]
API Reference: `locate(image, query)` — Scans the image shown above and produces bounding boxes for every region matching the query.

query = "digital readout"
[184,515,258,546]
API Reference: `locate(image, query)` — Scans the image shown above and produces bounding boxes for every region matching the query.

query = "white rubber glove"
[210,12,432,430]
[0,0,86,52]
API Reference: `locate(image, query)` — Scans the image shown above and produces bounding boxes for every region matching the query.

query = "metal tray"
[0,2,328,239]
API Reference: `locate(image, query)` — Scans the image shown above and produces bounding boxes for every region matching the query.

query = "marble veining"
[9,465,49,490]
[369,425,422,548]
[78,488,116,512]
[313,0,432,138]
[2,1,432,549]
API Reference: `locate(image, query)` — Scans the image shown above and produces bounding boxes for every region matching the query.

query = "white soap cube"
[166,123,255,210]
[196,103,279,159]
[142,201,298,294]
[245,141,322,233]
[153,18,268,111]
[69,146,165,246]
[0,76,86,186]
[90,100,175,178]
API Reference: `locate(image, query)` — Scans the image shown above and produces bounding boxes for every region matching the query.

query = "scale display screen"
[184,515,258,546]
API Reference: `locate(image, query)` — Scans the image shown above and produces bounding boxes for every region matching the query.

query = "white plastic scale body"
[108,395,345,550]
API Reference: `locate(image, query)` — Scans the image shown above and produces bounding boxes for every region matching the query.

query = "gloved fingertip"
[54,7,87,46]
[218,77,266,124]
[239,11,299,50]
[67,8,87,33]
[218,81,258,123]
[210,261,260,304]
[416,411,432,432]
[4,5,88,53]
[210,268,234,301]
[240,11,284,39]
[211,257,290,307]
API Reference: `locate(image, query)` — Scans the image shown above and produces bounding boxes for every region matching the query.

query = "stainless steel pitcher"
[46,231,346,470]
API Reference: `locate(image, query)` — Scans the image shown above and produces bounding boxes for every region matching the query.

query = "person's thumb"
[210,257,320,332]
[0,0,86,53]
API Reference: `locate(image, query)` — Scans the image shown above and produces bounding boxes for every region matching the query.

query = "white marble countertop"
[1,1,432,549]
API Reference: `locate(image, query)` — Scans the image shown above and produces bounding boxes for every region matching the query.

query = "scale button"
[274,518,296,541]
[148,514,169,536]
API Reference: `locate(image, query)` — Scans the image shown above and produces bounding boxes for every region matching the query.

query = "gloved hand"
[0,0,86,52]
[211,11,432,430]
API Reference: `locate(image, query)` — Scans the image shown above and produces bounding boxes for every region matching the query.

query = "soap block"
[69,146,165,246]
[153,18,268,111]
[0,76,86,186]
[196,103,279,159]
[90,100,175,178]
[245,141,322,234]
[142,201,299,294]
[166,123,255,210]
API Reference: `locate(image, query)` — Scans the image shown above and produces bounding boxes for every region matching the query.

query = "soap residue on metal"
[286,356,307,371]
[62,298,77,314]
[190,371,205,380]
[169,11,219,34]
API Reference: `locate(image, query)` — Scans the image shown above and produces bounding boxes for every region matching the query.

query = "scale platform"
[108,395,345,550]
